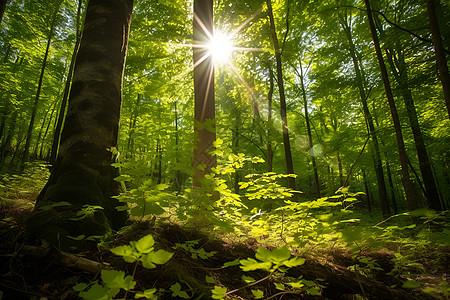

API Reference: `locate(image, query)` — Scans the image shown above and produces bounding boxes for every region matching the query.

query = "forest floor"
[0,168,449,299]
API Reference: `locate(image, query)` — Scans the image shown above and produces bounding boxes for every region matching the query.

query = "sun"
[207,31,233,65]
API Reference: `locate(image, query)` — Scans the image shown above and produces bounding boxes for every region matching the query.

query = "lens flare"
[207,32,233,65]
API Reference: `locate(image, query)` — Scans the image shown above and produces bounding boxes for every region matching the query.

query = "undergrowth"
[0,158,449,299]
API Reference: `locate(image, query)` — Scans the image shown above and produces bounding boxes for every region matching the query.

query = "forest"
[0,0,449,299]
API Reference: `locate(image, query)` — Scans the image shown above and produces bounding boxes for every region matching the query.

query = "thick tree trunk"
[27,0,133,251]
[339,13,390,215]
[364,0,418,210]
[266,0,296,191]
[427,0,450,119]
[50,0,83,166]
[193,0,216,185]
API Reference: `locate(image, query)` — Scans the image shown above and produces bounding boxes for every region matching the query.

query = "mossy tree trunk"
[28,0,133,250]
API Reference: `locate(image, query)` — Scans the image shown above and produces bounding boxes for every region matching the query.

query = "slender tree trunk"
[384,45,442,210]
[126,93,142,158]
[364,0,418,210]
[0,109,17,168]
[32,98,57,159]
[337,151,344,187]
[339,12,390,215]
[266,0,296,191]
[28,0,134,250]
[0,0,6,24]
[193,0,216,185]
[385,158,399,214]
[362,170,372,212]
[267,65,274,172]
[427,0,450,119]
[39,103,57,159]
[50,0,83,165]
[299,62,320,197]
[21,10,59,171]
[174,101,182,194]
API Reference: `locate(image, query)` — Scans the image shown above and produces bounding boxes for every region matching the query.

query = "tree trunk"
[0,0,6,24]
[193,0,216,185]
[299,62,320,197]
[364,0,418,210]
[267,65,274,172]
[384,44,442,210]
[50,0,83,166]
[339,12,390,216]
[427,0,450,119]
[21,4,60,171]
[266,0,296,191]
[126,93,142,158]
[27,0,134,251]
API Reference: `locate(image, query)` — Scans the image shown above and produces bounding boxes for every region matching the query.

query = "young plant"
[110,234,173,269]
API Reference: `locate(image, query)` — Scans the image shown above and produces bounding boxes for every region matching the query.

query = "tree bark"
[50,0,83,166]
[364,0,418,210]
[193,0,216,185]
[266,0,296,191]
[27,0,134,251]
[339,12,390,216]
[427,0,450,119]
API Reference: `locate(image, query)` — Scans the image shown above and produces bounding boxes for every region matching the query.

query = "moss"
[27,161,127,251]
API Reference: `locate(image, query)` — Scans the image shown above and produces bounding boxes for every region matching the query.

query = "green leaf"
[114,174,133,182]
[287,281,304,289]
[67,235,86,241]
[110,245,138,263]
[274,282,285,290]
[211,286,227,300]
[240,258,272,271]
[284,257,306,267]
[145,203,165,215]
[133,234,155,254]
[79,284,109,300]
[101,269,136,291]
[242,275,255,283]
[170,282,189,299]
[251,289,264,299]
[73,282,88,292]
[135,288,157,299]
[223,258,240,267]
[402,280,420,289]
[255,245,291,263]
[155,183,169,191]
[206,275,215,284]
[143,249,173,266]
[307,287,322,296]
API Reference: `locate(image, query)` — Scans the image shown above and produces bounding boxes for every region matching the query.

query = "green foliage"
[173,240,217,259]
[169,282,190,299]
[110,234,173,269]
[74,269,136,300]
[211,285,227,300]
[240,245,305,272]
